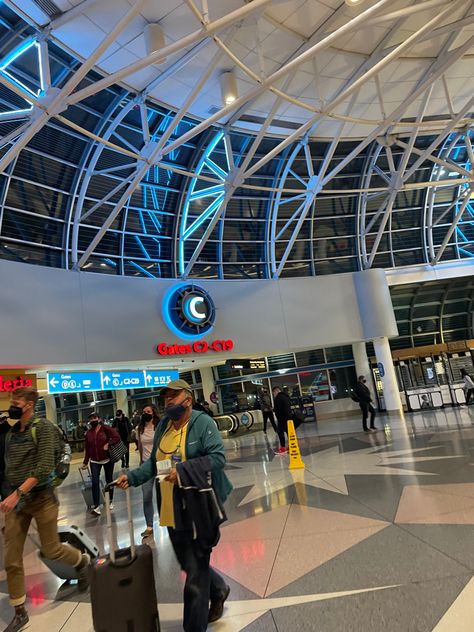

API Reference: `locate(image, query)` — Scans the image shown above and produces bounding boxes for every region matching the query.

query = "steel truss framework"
[0,1,472,280]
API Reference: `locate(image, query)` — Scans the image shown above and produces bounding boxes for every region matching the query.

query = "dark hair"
[116,409,123,415]
[12,386,38,404]
[138,403,159,434]
[88,412,100,420]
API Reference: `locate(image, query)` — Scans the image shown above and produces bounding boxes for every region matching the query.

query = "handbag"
[108,439,127,464]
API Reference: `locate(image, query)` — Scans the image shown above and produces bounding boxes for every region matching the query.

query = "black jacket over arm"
[175,456,227,553]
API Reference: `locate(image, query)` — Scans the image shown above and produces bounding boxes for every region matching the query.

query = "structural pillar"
[115,390,129,416]
[199,366,218,412]
[372,336,403,413]
[352,342,372,384]
[43,394,57,424]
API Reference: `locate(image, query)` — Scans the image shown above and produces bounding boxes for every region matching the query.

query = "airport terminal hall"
[2,0,474,630]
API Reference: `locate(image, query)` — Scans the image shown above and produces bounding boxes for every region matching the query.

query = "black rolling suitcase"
[38,525,99,581]
[90,483,160,632]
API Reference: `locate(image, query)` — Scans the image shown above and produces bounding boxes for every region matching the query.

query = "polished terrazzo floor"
[3,406,474,630]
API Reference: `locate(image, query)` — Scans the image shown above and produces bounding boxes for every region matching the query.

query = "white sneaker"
[109,503,114,510]
[91,506,101,516]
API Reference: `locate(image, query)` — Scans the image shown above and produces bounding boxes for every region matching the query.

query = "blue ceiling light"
[0,39,44,99]
[178,130,230,276]
[425,130,474,262]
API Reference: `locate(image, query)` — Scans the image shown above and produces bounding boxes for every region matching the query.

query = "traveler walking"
[80,412,120,516]
[112,409,132,468]
[116,379,233,632]
[259,388,277,434]
[136,404,159,538]
[0,387,89,632]
[272,386,291,454]
[461,368,474,404]
[354,375,377,432]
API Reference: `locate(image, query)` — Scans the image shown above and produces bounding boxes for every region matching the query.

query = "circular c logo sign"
[163,284,215,340]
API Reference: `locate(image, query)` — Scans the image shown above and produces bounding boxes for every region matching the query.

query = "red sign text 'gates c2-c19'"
[156,340,234,355]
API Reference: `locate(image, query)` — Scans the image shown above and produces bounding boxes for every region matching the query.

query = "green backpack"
[31,418,71,487]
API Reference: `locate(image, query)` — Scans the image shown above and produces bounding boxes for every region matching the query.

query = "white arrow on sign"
[49,377,59,388]
[103,376,111,385]
[145,374,152,383]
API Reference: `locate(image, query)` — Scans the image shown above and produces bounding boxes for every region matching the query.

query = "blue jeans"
[90,461,114,507]
[141,477,155,528]
[168,528,227,632]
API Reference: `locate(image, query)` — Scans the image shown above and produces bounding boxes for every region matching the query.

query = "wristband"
[16,488,25,498]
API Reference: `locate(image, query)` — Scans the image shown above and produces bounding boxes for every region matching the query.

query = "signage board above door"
[48,369,179,394]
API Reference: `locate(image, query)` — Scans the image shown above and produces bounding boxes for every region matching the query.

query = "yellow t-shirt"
[156,423,187,528]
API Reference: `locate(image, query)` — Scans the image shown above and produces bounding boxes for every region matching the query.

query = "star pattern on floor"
[395,483,474,524]
[0,585,399,631]
[227,445,464,504]
[211,504,390,596]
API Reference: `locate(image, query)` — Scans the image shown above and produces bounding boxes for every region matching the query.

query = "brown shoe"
[208,585,230,623]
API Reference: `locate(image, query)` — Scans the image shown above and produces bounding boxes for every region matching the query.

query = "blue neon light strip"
[190,185,225,201]
[0,40,44,99]
[129,260,155,277]
[179,130,229,275]
[204,157,227,180]
[183,193,225,240]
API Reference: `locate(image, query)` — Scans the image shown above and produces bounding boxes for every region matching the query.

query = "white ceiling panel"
[5,0,473,139]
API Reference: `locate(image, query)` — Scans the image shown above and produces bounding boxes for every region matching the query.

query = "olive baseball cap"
[160,379,193,395]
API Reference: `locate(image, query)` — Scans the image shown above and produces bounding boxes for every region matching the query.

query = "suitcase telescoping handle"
[78,465,91,484]
[103,481,136,563]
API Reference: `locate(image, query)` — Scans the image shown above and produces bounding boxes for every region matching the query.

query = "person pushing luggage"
[116,379,233,632]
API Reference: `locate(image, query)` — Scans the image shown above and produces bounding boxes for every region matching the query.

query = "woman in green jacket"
[116,379,232,632]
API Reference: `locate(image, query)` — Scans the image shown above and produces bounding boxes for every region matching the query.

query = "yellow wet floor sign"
[287,419,305,469]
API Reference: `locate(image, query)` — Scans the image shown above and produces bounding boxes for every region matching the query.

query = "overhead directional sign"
[144,370,179,388]
[48,372,102,394]
[101,370,145,390]
[47,369,179,394]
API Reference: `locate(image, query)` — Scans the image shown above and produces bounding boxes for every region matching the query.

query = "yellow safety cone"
[287,420,305,469]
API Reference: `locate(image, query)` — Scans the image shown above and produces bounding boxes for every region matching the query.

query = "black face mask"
[165,399,190,422]
[8,405,24,420]
[141,412,153,423]
[89,420,99,428]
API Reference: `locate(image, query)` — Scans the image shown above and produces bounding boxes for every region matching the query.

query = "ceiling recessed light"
[220,70,238,106]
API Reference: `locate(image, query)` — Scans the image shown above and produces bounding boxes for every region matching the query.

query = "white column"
[198,366,218,413]
[115,390,129,416]
[373,336,403,413]
[43,394,57,423]
[352,342,371,384]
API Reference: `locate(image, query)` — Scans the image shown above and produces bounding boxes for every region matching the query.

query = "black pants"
[90,461,114,507]
[168,528,227,632]
[121,442,130,468]
[262,410,277,433]
[276,418,287,448]
[359,402,376,431]
[466,389,474,404]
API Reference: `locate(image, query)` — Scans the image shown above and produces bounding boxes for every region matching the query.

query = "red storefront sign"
[0,375,33,392]
[157,339,234,356]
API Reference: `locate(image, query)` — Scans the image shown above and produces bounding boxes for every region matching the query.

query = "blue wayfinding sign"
[48,372,102,394]
[144,370,179,388]
[101,370,145,390]
[47,369,179,394]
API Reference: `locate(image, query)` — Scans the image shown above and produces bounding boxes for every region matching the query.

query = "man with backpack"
[0,387,90,632]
